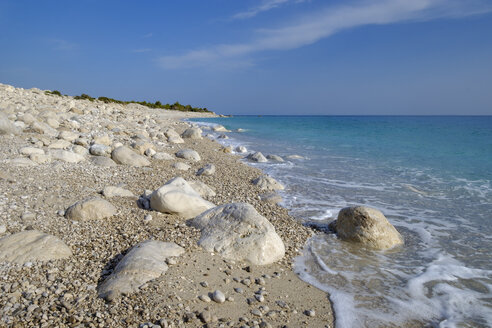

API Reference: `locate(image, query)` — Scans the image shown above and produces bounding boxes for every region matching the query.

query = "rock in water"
[235,146,247,153]
[181,127,202,139]
[111,146,150,167]
[332,206,403,250]
[175,149,201,162]
[0,230,72,264]
[252,175,284,191]
[150,177,215,219]
[266,154,284,162]
[65,197,117,221]
[190,203,285,265]
[247,152,268,163]
[196,164,216,176]
[98,240,184,300]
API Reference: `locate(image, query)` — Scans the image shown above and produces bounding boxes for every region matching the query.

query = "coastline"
[0,84,334,327]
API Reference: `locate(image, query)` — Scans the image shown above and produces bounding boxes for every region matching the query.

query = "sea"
[189,115,492,328]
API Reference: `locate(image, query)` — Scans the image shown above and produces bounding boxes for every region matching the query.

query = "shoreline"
[0,83,334,327]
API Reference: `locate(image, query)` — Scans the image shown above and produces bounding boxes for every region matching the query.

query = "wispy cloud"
[143,33,153,38]
[132,48,152,53]
[159,0,492,69]
[48,38,78,51]
[232,0,306,20]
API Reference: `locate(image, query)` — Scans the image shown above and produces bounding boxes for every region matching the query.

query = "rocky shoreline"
[0,83,334,328]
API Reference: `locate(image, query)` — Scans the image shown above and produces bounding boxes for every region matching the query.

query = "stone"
[65,197,117,221]
[102,186,134,198]
[188,180,216,198]
[212,290,225,303]
[266,155,284,162]
[286,155,304,160]
[235,146,248,153]
[98,240,184,300]
[212,125,229,132]
[46,118,59,129]
[252,176,284,191]
[9,158,37,166]
[0,225,6,234]
[72,145,89,155]
[150,177,215,219]
[181,127,202,139]
[331,206,404,250]
[167,135,184,144]
[48,139,72,149]
[304,309,315,317]
[58,130,79,142]
[131,140,154,155]
[175,149,201,162]
[0,112,20,134]
[220,146,233,153]
[0,230,72,264]
[90,144,111,156]
[111,146,150,167]
[90,156,118,167]
[145,148,156,157]
[190,203,285,265]
[196,164,216,176]
[259,192,282,204]
[217,134,228,139]
[198,294,211,303]
[172,162,191,171]
[19,147,44,156]
[29,153,51,164]
[153,152,173,160]
[247,152,268,163]
[93,134,112,146]
[50,150,85,163]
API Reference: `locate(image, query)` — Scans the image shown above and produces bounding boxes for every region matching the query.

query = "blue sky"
[1,0,491,115]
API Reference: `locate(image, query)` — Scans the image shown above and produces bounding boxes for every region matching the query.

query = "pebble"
[234,287,244,294]
[304,309,316,317]
[212,290,225,303]
[200,281,209,287]
[255,294,265,302]
[198,294,211,302]
[143,214,152,222]
[251,309,262,317]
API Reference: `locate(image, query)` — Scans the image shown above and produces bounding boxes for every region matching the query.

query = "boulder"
[65,197,117,221]
[111,146,150,167]
[217,134,228,139]
[150,177,214,219]
[90,156,117,167]
[247,152,267,163]
[0,112,20,135]
[266,154,284,162]
[252,175,284,191]
[48,139,72,149]
[0,230,72,264]
[19,147,44,156]
[196,164,216,176]
[50,150,85,163]
[30,153,51,164]
[188,180,216,198]
[153,152,173,160]
[190,203,285,265]
[175,149,201,162]
[181,127,202,139]
[212,125,229,132]
[58,130,79,142]
[9,158,37,166]
[172,162,191,171]
[235,146,247,153]
[93,134,112,146]
[131,140,154,155]
[30,121,57,136]
[98,240,184,301]
[286,154,304,160]
[167,135,184,144]
[102,186,134,198]
[331,206,403,250]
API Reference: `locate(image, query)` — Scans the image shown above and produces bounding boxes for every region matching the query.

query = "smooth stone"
[247,152,268,163]
[93,134,112,146]
[65,197,117,221]
[102,186,134,198]
[0,112,21,135]
[212,125,229,132]
[89,144,111,156]
[19,147,44,156]
[175,149,201,162]
[212,290,225,303]
[50,150,85,163]
[111,146,150,167]
[252,176,284,191]
[131,140,154,155]
[235,146,248,153]
[48,139,72,149]
[331,206,404,250]
[72,145,89,156]
[286,155,304,160]
[58,130,79,142]
[150,177,215,219]
[98,240,184,300]
[188,180,216,198]
[0,230,72,264]
[266,155,284,162]
[190,203,285,265]
[145,148,156,157]
[181,127,202,139]
[153,152,173,160]
[196,164,216,176]
[90,156,118,167]
[167,135,184,144]
[172,162,191,171]
[9,158,37,166]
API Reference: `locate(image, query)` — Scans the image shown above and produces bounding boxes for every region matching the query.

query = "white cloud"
[132,48,152,53]
[159,0,492,69]
[48,38,78,51]
[232,0,305,20]
[143,33,153,38]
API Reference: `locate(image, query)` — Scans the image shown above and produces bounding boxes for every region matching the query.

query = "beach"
[0,83,334,328]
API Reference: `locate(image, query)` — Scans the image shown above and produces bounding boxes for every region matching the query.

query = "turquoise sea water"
[190,116,492,328]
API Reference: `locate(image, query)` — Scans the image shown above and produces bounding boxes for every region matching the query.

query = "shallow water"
[190,116,492,328]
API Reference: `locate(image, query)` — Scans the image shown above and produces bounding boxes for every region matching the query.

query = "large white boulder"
[150,177,214,219]
[0,230,72,264]
[65,197,117,221]
[331,206,404,250]
[0,112,21,135]
[190,203,285,265]
[212,125,229,132]
[50,150,86,163]
[188,180,216,198]
[111,146,150,167]
[181,127,202,139]
[247,152,268,163]
[252,175,285,191]
[98,240,184,301]
[175,149,201,162]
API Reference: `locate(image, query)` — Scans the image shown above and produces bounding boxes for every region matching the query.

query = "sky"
[1,0,492,115]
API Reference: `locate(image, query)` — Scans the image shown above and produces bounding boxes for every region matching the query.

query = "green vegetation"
[45,90,62,96]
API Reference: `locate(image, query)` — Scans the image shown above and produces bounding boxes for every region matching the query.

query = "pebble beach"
[0,83,334,328]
